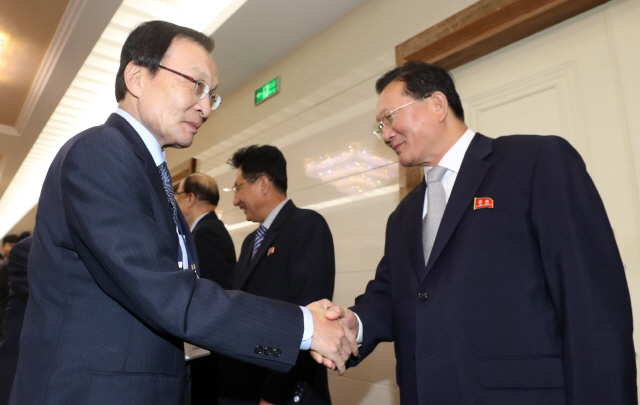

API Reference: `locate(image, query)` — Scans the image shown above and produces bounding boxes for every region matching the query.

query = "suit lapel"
[105,114,181,266]
[423,133,493,282]
[236,200,295,289]
[403,181,429,281]
[234,235,254,288]
[105,114,173,226]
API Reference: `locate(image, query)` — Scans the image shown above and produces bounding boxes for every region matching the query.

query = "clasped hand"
[306,300,360,375]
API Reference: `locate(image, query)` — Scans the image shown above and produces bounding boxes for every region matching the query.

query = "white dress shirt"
[422,129,476,217]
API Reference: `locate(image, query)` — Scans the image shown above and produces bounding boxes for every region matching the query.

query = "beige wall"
[166,0,640,402]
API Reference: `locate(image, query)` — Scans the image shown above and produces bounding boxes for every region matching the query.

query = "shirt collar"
[116,108,165,166]
[424,128,475,177]
[262,198,290,229]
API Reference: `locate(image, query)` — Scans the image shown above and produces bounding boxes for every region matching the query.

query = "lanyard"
[175,218,198,277]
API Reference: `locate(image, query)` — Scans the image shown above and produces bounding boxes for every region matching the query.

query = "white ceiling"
[213,0,367,95]
[0,0,368,235]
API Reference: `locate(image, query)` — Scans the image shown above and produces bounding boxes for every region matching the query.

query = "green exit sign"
[255,77,280,105]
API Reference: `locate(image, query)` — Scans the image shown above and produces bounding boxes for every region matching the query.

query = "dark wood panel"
[396,0,611,70]
[171,157,198,190]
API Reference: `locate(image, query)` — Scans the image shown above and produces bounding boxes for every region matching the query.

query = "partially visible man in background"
[0,235,18,261]
[0,234,19,338]
[217,145,335,405]
[176,172,236,289]
[176,172,236,405]
[0,236,33,405]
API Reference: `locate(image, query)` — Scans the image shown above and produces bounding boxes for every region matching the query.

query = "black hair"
[182,174,220,206]
[17,231,31,242]
[2,234,18,245]
[115,20,214,101]
[375,61,464,121]
[228,145,287,195]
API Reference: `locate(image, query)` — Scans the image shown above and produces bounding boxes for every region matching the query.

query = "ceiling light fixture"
[305,144,397,195]
[0,0,248,235]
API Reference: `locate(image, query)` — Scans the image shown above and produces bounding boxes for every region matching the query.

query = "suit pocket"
[478,356,565,388]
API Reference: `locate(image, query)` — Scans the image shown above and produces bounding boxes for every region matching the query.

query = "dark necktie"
[252,225,267,258]
[157,161,178,226]
[423,166,448,265]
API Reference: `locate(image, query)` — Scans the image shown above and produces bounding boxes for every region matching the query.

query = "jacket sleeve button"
[254,345,263,354]
[264,346,273,356]
[273,348,281,357]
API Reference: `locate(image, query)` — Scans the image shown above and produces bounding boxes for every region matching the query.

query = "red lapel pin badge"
[474,197,494,210]
[267,247,275,256]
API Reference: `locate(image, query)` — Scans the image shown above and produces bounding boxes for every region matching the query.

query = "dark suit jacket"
[192,211,236,290]
[218,200,334,405]
[10,114,304,405]
[0,237,32,405]
[190,211,236,405]
[350,134,636,405]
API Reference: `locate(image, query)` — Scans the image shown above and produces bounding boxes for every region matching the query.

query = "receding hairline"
[185,173,218,193]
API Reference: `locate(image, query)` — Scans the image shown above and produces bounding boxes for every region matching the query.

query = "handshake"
[305,299,360,375]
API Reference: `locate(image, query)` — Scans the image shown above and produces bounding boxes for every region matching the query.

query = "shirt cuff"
[300,306,313,350]
[354,312,363,345]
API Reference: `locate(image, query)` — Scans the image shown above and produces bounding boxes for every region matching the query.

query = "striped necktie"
[252,225,267,258]
[157,161,178,226]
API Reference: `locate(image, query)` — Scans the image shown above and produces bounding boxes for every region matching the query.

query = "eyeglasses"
[158,65,222,110]
[232,176,272,193]
[231,182,244,193]
[373,94,432,139]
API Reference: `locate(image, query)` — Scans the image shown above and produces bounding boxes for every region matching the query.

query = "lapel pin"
[474,197,494,210]
[267,247,275,256]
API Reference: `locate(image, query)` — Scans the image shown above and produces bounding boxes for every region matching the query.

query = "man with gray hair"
[11,20,356,405]
[175,172,236,405]
[176,172,236,289]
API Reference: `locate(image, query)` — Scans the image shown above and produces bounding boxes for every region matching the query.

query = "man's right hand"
[306,300,359,375]
[326,305,359,338]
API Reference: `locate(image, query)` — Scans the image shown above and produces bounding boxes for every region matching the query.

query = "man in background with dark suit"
[0,236,32,405]
[176,172,236,405]
[176,172,236,290]
[218,145,335,405]
[10,20,356,405]
[323,61,636,404]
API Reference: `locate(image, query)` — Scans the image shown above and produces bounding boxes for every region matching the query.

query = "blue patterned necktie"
[252,225,267,258]
[157,161,178,226]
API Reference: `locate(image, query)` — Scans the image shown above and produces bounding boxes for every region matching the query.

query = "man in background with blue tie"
[10,20,356,405]
[217,145,334,405]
